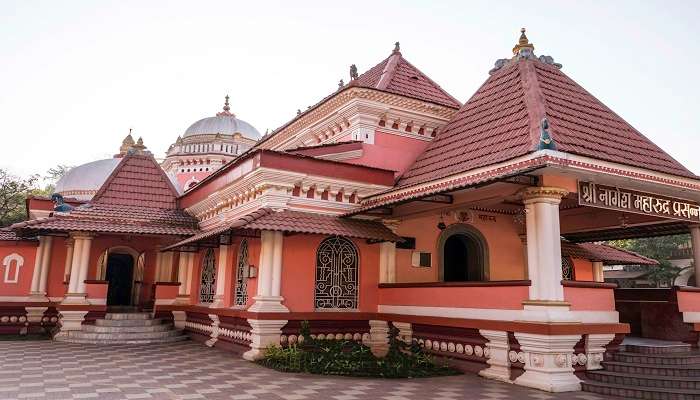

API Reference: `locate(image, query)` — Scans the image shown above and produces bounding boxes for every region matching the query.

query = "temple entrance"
[439,224,488,282]
[105,253,135,306]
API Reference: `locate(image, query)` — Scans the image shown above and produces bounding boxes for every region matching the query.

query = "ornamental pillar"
[513,333,582,392]
[520,187,575,322]
[379,242,396,283]
[62,233,93,304]
[29,236,53,299]
[584,334,615,370]
[690,225,700,286]
[592,261,605,283]
[244,230,288,361]
[248,230,288,312]
[210,244,230,308]
[63,239,74,284]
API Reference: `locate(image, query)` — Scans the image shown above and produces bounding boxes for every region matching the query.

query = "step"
[581,380,700,400]
[612,351,700,366]
[624,343,692,355]
[95,318,166,327]
[55,335,189,345]
[104,312,152,320]
[83,323,174,333]
[587,370,700,390]
[68,329,184,341]
[602,361,700,378]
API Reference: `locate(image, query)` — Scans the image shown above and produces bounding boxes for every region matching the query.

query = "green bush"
[258,321,460,378]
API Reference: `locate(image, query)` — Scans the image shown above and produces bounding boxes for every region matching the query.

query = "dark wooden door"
[106,253,134,306]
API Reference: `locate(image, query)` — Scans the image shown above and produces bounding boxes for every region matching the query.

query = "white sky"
[1,0,699,179]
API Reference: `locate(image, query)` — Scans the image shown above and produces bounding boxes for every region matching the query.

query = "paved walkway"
[0,340,611,400]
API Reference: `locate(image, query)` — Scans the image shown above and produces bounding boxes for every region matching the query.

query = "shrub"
[258,321,460,378]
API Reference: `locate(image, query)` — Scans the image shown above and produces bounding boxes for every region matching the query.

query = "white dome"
[184,114,261,140]
[55,158,121,201]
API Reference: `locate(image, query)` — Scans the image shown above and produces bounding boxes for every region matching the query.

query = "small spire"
[393,41,400,53]
[338,79,344,89]
[216,94,235,117]
[349,64,358,80]
[223,94,230,112]
[512,27,534,56]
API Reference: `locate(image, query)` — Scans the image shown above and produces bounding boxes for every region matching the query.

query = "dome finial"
[223,94,230,112]
[512,27,534,56]
[216,94,235,117]
[393,41,400,53]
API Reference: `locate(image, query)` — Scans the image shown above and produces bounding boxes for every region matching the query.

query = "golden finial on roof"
[512,27,535,56]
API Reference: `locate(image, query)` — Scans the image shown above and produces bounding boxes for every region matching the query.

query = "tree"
[0,169,38,227]
[608,235,690,287]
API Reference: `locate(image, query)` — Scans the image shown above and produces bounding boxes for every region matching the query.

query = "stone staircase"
[582,340,700,399]
[55,312,188,345]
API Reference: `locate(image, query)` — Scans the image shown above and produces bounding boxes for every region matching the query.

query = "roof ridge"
[518,60,548,151]
[376,51,401,90]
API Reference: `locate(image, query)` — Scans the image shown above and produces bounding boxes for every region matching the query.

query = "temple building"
[1,30,700,395]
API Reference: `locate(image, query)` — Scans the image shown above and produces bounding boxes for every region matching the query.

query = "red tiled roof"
[163,209,400,251]
[351,49,461,109]
[0,228,36,242]
[12,154,198,237]
[398,57,696,188]
[561,241,657,265]
[93,154,179,209]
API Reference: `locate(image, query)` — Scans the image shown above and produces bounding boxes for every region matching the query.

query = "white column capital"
[520,186,569,204]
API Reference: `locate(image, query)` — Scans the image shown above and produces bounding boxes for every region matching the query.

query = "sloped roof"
[163,209,400,251]
[561,241,657,265]
[350,46,461,109]
[397,33,695,188]
[12,154,198,237]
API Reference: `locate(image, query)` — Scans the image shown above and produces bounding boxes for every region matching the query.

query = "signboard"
[578,181,700,223]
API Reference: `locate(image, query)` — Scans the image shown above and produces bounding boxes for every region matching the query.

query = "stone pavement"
[0,340,613,400]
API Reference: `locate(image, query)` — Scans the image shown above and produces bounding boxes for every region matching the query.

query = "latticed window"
[561,256,574,281]
[234,239,249,306]
[199,249,216,303]
[314,236,359,309]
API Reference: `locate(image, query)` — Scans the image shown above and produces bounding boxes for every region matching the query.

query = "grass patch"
[258,322,460,378]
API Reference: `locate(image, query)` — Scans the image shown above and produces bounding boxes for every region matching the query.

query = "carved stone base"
[585,334,615,370]
[205,314,220,347]
[367,320,390,357]
[172,310,187,330]
[53,310,88,339]
[479,330,511,383]
[242,319,287,361]
[247,296,289,313]
[513,333,582,392]
[392,321,412,344]
[60,294,89,305]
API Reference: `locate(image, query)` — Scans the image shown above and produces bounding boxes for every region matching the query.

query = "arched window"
[234,239,249,306]
[2,253,24,283]
[314,236,358,309]
[561,256,574,281]
[199,249,216,303]
[438,224,489,282]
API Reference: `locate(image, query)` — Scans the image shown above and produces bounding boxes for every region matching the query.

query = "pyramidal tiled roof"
[398,32,696,188]
[350,44,461,109]
[92,154,179,209]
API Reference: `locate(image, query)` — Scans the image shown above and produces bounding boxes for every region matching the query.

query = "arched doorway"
[105,253,135,306]
[438,224,488,282]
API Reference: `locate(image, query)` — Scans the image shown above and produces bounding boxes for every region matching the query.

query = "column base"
[60,293,89,305]
[174,295,191,305]
[209,295,226,309]
[367,320,390,358]
[479,330,511,383]
[247,296,289,313]
[25,307,48,335]
[53,310,88,339]
[27,292,49,302]
[520,302,579,323]
[242,319,287,361]
[513,332,582,392]
[585,334,615,370]
[172,310,187,329]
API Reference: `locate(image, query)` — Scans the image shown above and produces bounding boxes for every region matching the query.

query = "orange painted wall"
[378,285,529,309]
[678,290,700,312]
[47,237,69,298]
[343,131,431,177]
[394,212,526,283]
[572,258,594,281]
[0,241,38,297]
[563,286,616,311]
[280,234,380,312]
